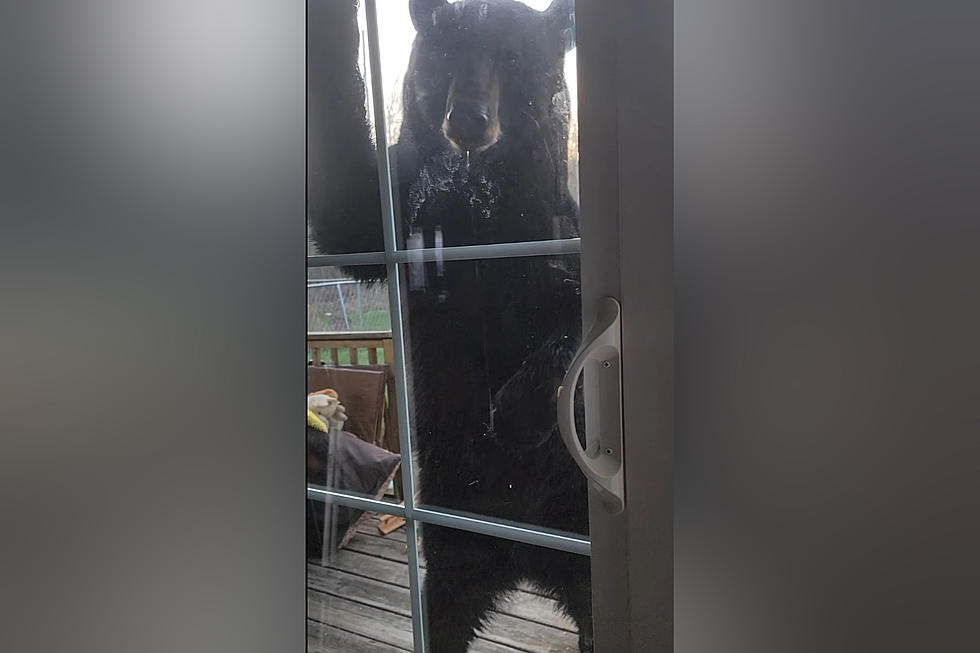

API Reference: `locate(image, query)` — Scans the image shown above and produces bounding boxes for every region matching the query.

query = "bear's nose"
[446,102,490,144]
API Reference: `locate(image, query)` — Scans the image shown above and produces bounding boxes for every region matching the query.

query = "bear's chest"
[400,150,552,246]
[402,254,577,404]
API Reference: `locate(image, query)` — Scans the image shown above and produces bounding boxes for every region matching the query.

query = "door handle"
[557,296,625,514]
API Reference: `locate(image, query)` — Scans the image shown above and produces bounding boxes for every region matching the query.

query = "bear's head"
[404,0,575,157]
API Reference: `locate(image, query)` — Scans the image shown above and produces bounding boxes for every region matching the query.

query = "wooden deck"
[308,515,581,652]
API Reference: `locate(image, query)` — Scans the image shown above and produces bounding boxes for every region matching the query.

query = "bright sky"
[358,0,578,138]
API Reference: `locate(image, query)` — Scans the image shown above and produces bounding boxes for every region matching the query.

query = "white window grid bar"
[361,2,427,650]
[306,236,583,268]
[310,3,589,651]
[307,485,591,556]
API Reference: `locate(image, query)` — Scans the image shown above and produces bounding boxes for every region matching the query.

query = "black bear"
[308,0,590,650]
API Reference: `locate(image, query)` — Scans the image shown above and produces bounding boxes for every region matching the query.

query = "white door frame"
[577,0,673,650]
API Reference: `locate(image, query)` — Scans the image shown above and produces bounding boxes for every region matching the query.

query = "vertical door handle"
[557,296,625,514]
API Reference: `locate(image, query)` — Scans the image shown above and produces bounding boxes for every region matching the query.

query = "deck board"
[308,589,414,650]
[350,517,576,600]
[337,540,577,632]
[308,620,406,653]
[309,514,580,652]
[308,564,411,616]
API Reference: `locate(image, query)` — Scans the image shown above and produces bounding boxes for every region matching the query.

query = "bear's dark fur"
[309,1,590,650]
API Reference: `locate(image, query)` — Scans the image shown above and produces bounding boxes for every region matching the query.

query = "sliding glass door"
[306,1,669,651]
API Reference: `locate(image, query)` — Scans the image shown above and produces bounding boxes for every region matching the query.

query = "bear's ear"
[410,0,449,34]
[545,0,575,53]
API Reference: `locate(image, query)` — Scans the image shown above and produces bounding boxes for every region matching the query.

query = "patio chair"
[306,365,403,560]
[308,365,387,448]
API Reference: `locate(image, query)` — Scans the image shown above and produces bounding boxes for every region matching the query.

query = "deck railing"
[307,330,393,367]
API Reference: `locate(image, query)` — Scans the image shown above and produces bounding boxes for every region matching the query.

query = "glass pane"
[400,254,587,535]
[381,0,579,248]
[308,512,416,652]
[307,265,402,563]
[308,266,391,334]
[420,524,590,652]
[308,0,385,256]
[310,0,579,255]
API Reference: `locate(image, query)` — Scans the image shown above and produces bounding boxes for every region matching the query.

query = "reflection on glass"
[400,255,586,535]
[307,265,401,563]
[420,524,590,652]
[307,514,415,652]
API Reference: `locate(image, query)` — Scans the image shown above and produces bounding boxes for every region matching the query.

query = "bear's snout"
[446,102,489,143]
